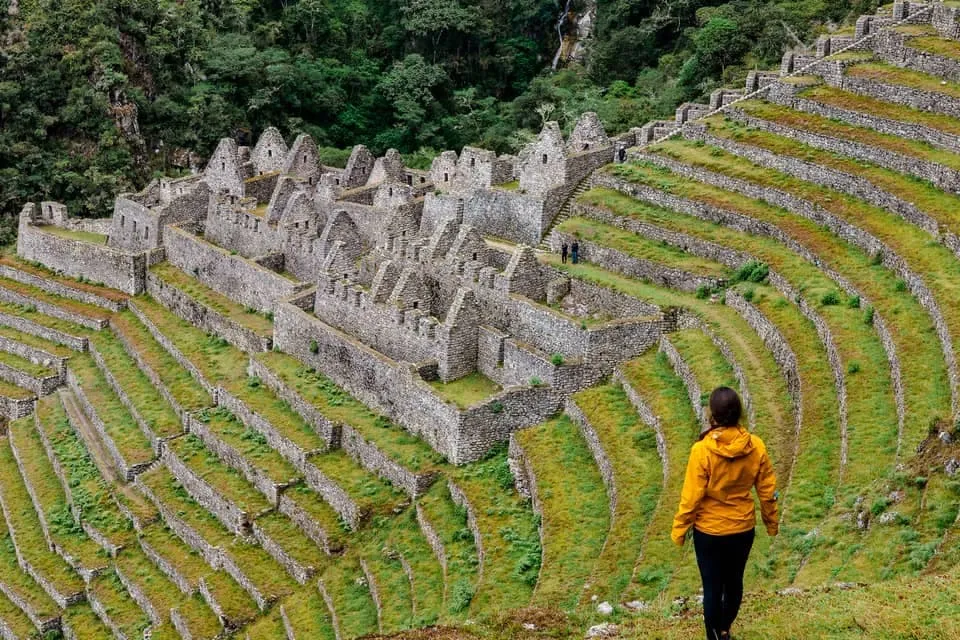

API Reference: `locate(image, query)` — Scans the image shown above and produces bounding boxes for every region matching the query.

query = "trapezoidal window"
[472,252,477,261]
[583,143,589,150]
[120,216,125,228]
[444,173,449,182]
[132,220,137,233]
[221,162,225,171]
[470,157,476,167]
[412,301,419,310]
[388,187,393,197]
[542,154,548,164]
[303,154,307,162]
[268,149,273,158]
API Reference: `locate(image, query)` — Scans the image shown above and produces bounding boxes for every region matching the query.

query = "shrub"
[696,285,711,299]
[894,279,907,293]
[743,288,754,302]
[847,362,861,375]
[733,261,769,284]
[449,579,475,613]
[870,496,891,516]
[529,376,543,387]
[863,306,875,326]
[821,291,841,306]
[550,353,564,366]
[309,339,319,354]
[490,401,504,414]
[847,295,861,309]
[871,251,884,266]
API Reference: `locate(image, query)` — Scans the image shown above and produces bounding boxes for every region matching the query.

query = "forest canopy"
[0,0,877,231]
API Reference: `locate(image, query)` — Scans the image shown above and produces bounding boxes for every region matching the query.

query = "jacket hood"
[702,426,754,459]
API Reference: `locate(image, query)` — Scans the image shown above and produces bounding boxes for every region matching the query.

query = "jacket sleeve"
[754,448,779,536]
[671,444,709,546]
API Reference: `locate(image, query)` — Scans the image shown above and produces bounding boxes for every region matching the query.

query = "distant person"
[617,144,627,163]
[571,240,579,264]
[561,242,569,264]
[672,387,779,640]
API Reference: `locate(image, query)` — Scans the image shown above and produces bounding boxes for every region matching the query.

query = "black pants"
[693,528,755,640]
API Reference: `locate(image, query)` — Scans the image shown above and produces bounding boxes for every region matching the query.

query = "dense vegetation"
[0,0,877,225]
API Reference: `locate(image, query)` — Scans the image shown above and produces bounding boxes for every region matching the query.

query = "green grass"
[150,262,274,335]
[515,415,610,610]
[256,351,445,471]
[167,434,273,516]
[202,569,259,625]
[193,406,300,486]
[0,348,53,378]
[0,378,33,400]
[90,330,182,441]
[310,449,408,518]
[905,30,960,60]
[138,465,234,549]
[0,436,85,598]
[69,354,155,469]
[0,300,91,340]
[222,536,298,604]
[110,310,212,412]
[35,395,132,541]
[38,225,108,245]
[8,415,107,572]
[319,554,380,639]
[275,588,337,639]
[172,594,223,640]
[278,484,349,551]
[846,61,960,99]
[647,140,954,454]
[428,372,502,409]
[556,216,732,277]
[138,523,212,589]
[0,588,39,639]
[0,275,111,321]
[88,570,151,638]
[0,253,127,302]
[242,607,287,638]
[668,329,739,400]
[383,507,445,627]
[618,352,702,602]
[415,483,480,620]
[360,525,415,632]
[448,446,541,616]
[734,99,960,172]
[255,512,329,576]
[799,84,960,137]
[0,515,59,624]
[63,602,115,639]
[572,382,661,605]
[0,323,72,357]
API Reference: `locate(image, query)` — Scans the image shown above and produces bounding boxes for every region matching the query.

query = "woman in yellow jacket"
[672,387,779,640]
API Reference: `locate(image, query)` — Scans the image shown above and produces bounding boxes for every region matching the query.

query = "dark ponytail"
[701,386,742,438]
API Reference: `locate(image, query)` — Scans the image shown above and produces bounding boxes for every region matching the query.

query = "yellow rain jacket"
[671,426,778,546]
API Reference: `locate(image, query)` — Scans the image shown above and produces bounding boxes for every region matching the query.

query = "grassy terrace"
[149,263,274,335]
[279,484,348,550]
[0,518,59,625]
[797,84,960,137]
[703,116,960,240]
[557,216,732,278]
[255,512,329,575]
[275,588,337,639]
[415,483,479,619]
[35,396,132,542]
[70,354,156,470]
[8,416,106,571]
[167,434,273,516]
[607,159,946,450]
[0,436,85,597]
[0,379,32,400]
[0,324,72,358]
[360,523,414,632]
[257,351,445,472]
[900,25,960,60]
[515,415,609,610]
[320,554,379,638]
[385,507,444,627]
[90,331,182,441]
[448,448,540,616]
[175,594,225,640]
[138,524,212,589]
[63,602,115,639]
[669,329,739,401]
[543,255,793,475]
[649,140,957,452]
[89,570,151,638]
[193,406,299,486]
[734,99,960,171]
[243,608,287,639]
[134,297,328,455]
[38,225,108,245]
[0,348,54,378]
[110,310,211,412]
[619,351,701,602]
[203,569,259,625]
[428,372,501,409]
[573,383,661,605]
[0,589,37,639]
[0,253,127,303]
[0,275,111,322]
[311,449,407,518]
[846,61,960,99]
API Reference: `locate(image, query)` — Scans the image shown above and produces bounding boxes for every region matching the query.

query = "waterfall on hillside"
[551,0,573,70]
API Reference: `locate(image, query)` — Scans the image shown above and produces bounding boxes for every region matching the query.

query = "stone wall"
[658,336,709,432]
[252,519,316,585]
[16,222,147,295]
[146,272,272,353]
[277,493,342,555]
[247,358,340,446]
[0,264,124,312]
[0,282,106,331]
[204,202,282,259]
[613,367,668,484]
[163,446,252,535]
[462,189,547,246]
[0,394,35,420]
[0,334,65,376]
[565,398,616,520]
[0,360,61,396]
[164,224,310,313]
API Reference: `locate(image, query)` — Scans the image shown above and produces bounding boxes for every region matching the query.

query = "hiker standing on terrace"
[571,240,579,264]
[672,387,779,640]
